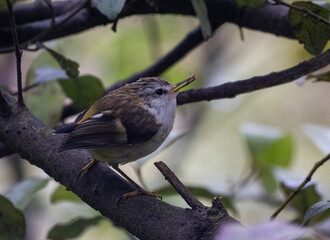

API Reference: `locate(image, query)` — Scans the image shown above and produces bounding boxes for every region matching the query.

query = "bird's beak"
[172,75,196,93]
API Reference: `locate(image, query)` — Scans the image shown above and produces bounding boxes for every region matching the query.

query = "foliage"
[0,0,330,239]
[0,178,50,239]
[4,178,49,210]
[289,1,330,55]
[58,75,104,111]
[240,123,293,193]
[0,196,26,240]
[92,0,126,20]
[303,201,330,225]
[50,185,82,204]
[47,216,104,240]
[191,0,212,39]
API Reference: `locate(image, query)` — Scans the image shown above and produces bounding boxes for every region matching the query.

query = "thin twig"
[274,0,330,26]
[154,161,205,210]
[6,0,24,106]
[270,153,330,220]
[43,0,56,25]
[13,83,39,95]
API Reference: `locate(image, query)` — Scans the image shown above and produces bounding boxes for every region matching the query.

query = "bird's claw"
[118,190,162,206]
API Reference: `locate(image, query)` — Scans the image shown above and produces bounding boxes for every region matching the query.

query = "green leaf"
[42,46,79,78]
[92,0,126,20]
[25,80,66,127]
[302,124,330,154]
[191,0,212,39]
[281,182,321,222]
[303,201,330,225]
[25,51,66,127]
[259,167,278,193]
[289,1,330,55]
[50,185,82,204]
[4,178,49,211]
[0,195,26,240]
[58,75,105,111]
[259,136,293,167]
[156,185,237,214]
[307,70,330,82]
[241,123,293,193]
[236,0,267,7]
[47,216,104,240]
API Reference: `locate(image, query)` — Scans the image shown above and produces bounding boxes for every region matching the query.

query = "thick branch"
[2,46,330,159]
[0,92,236,240]
[0,0,293,50]
[0,91,11,116]
[0,142,13,158]
[0,1,73,26]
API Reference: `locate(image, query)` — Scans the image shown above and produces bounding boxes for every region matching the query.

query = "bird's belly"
[88,126,171,165]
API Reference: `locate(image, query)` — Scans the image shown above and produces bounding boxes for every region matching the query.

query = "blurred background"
[0,13,329,240]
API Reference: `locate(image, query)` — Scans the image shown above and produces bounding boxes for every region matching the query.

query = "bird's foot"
[118,189,162,205]
[77,158,98,180]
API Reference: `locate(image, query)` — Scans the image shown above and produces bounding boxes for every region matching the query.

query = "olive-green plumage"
[57,76,195,199]
[59,77,184,165]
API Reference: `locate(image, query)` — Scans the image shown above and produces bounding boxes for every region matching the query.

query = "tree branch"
[1,0,90,53]
[0,91,236,240]
[177,48,330,105]
[0,91,11,116]
[0,142,14,158]
[270,153,330,220]
[0,0,293,50]
[3,46,330,159]
[0,1,73,26]
[155,161,205,210]
[107,27,206,92]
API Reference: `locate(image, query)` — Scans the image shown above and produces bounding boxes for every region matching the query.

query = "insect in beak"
[172,75,196,93]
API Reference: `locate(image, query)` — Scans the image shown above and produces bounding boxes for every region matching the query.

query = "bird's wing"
[58,107,159,151]
[120,107,160,145]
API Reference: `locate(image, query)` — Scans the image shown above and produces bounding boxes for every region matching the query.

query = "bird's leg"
[78,158,99,179]
[112,165,162,202]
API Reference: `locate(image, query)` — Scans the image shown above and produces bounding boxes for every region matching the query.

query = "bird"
[57,75,196,200]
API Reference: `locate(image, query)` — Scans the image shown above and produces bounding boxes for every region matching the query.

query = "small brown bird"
[58,76,196,199]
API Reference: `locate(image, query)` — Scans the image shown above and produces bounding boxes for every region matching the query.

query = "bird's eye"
[155,89,163,95]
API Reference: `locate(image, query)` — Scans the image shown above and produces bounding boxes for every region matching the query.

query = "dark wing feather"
[58,107,160,151]
[58,115,127,151]
[120,107,160,144]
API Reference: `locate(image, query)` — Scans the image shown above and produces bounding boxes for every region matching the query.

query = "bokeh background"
[0,13,329,240]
